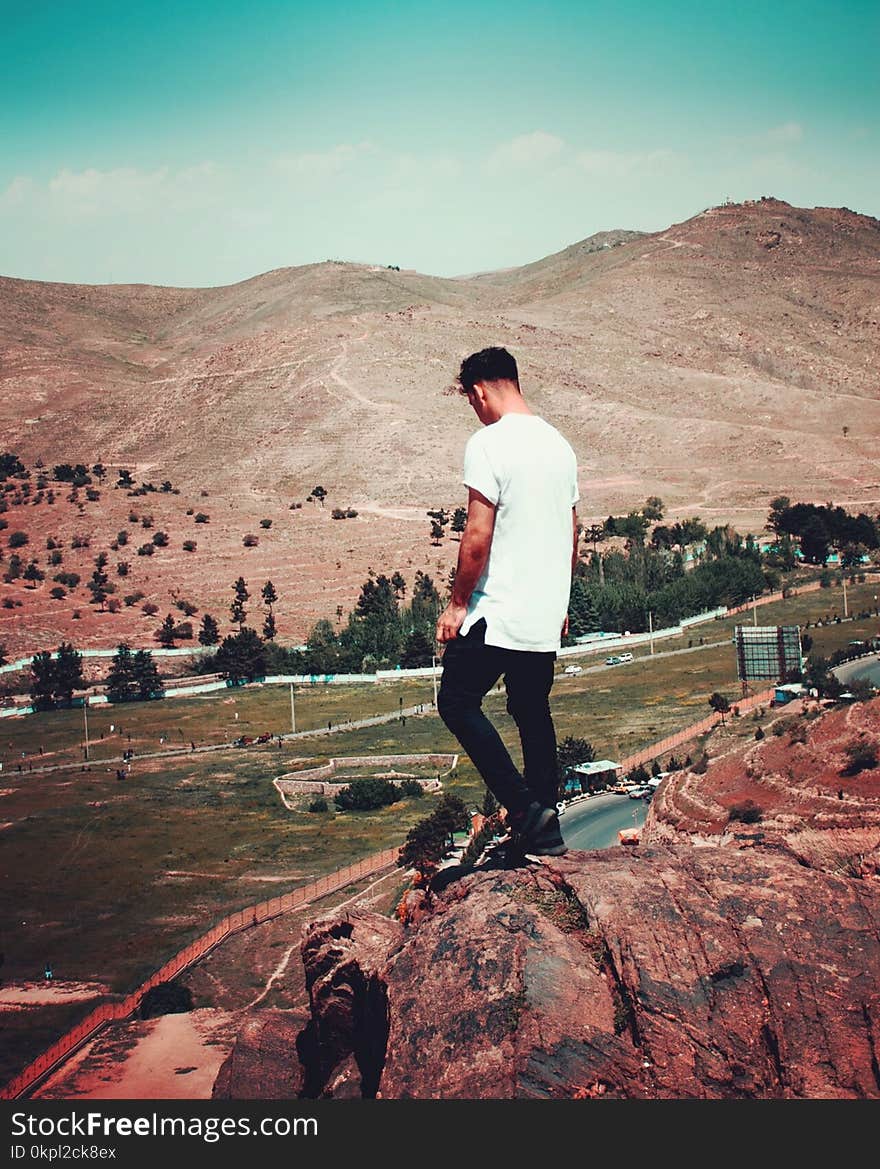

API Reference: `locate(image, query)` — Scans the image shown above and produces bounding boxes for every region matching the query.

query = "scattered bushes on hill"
[728,800,763,824]
[842,740,878,776]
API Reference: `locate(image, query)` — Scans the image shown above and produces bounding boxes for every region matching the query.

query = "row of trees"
[28,642,167,709]
[767,496,879,566]
[567,547,768,638]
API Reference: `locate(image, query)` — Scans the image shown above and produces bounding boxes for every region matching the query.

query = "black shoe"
[510,801,557,839]
[523,812,568,857]
[480,836,530,867]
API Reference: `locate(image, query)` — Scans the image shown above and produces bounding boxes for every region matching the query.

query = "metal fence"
[619,686,776,772]
[0,846,400,1101]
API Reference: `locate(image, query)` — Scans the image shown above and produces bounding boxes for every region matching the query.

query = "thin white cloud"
[273,142,374,178]
[485,131,565,173]
[48,165,169,204]
[763,122,804,145]
[0,175,34,208]
[573,148,676,177]
[0,164,222,219]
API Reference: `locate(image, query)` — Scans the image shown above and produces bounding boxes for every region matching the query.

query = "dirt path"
[35,1009,237,1100]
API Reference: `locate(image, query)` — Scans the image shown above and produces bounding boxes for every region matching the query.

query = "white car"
[618,652,634,663]
[563,664,583,675]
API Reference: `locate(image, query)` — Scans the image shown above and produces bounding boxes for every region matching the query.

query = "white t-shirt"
[460,413,579,652]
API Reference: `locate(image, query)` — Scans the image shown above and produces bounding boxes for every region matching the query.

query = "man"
[436,347,579,857]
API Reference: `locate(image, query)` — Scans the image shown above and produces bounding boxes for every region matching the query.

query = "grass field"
[1,576,878,1087]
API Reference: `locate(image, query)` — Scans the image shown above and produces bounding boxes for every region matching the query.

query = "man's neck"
[488,394,533,423]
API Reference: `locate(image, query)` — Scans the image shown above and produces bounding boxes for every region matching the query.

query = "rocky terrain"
[214,696,880,1099]
[1,197,878,657]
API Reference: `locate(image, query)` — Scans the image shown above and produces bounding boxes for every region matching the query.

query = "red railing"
[619,687,776,771]
[1,846,400,1101]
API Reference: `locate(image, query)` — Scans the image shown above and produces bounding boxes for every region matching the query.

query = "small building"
[774,682,807,705]
[566,759,622,794]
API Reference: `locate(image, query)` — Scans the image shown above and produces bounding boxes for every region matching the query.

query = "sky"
[1,0,878,286]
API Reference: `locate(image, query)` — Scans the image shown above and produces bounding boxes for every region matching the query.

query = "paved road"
[834,652,880,688]
[560,791,649,850]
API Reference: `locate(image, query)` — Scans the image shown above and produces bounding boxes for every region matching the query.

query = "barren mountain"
[1,198,878,655]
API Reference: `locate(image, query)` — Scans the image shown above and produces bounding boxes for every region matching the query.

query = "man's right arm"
[435,488,496,643]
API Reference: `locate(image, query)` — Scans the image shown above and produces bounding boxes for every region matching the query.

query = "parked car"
[628,785,651,799]
[618,652,634,663]
[563,664,583,675]
[605,655,621,666]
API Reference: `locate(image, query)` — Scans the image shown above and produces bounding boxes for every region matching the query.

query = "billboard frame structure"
[734,625,803,694]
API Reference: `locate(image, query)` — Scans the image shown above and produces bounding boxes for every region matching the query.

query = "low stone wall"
[274,752,456,809]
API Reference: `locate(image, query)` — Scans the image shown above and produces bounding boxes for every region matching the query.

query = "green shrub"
[843,740,878,776]
[308,797,329,813]
[728,800,762,824]
[334,777,400,811]
[398,778,424,798]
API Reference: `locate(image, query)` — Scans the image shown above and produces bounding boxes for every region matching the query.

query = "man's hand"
[436,602,468,644]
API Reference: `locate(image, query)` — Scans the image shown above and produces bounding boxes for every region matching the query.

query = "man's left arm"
[435,488,496,643]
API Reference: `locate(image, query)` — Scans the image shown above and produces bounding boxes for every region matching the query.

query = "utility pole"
[289,683,296,734]
[648,611,655,655]
[752,595,758,626]
[842,572,848,618]
[83,699,90,762]
[432,655,438,707]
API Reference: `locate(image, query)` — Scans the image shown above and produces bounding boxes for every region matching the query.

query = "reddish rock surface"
[216,698,880,1099]
[647,697,880,877]
[216,845,880,1099]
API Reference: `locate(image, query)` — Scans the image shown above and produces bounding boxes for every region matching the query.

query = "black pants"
[437,618,558,815]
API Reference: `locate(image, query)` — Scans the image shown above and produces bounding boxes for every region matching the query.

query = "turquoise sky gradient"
[2,0,877,284]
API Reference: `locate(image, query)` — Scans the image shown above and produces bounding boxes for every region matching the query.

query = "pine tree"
[158,614,177,648]
[30,651,57,710]
[198,614,220,646]
[53,642,83,706]
[215,629,267,683]
[105,644,139,703]
[263,611,277,641]
[133,650,164,700]
[23,562,44,588]
[261,580,278,608]
[230,577,249,629]
[88,564,109,609]
[451,507,467,537]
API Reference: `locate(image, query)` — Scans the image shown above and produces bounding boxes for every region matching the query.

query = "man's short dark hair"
[457,347,520,394]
